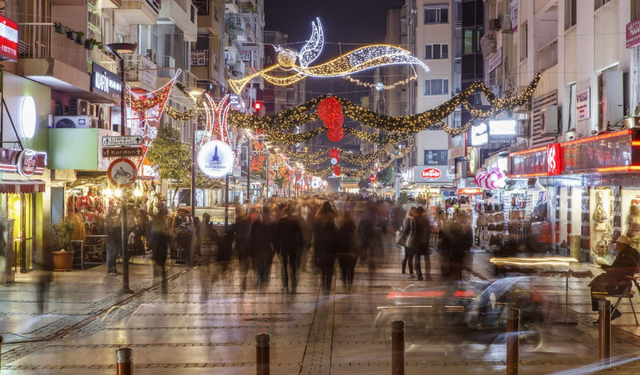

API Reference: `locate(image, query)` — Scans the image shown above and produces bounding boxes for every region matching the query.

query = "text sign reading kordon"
[102,136,143,147]
[421,168,442,179]
[102,147,143,158]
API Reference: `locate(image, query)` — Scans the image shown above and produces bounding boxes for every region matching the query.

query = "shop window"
[425,44,448,60]
[424,5,449,24]
[568,83,577,131]
[565,0,577,30]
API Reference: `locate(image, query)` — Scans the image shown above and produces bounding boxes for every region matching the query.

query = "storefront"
[408,165,454,213]
[0,72,52,279]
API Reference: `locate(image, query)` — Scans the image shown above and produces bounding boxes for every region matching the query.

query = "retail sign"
[424,150,448,166]
[21,96,36,139]
[413,166,452,183]
[421,168,442,179]
[487,48,502,73]
[459,188,482,195]
[197,140,234,178]
[546,143,563,175]
[102,136,143,147]
[576,87,590,120]
[489,120,516,137]
[470,123,488,146]
[102,147,144,158]
[107,158,137,188]
[0,147,46,176]
[510,0,518,32]
[627,18,640,49]
[0,15,18,62]
[508,146,549,178]
[91,63,122,101]
[191,50,208,66]
[229,94,244,110]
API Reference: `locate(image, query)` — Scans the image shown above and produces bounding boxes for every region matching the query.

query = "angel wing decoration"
[228,17,429,94]
[298,18,324,68]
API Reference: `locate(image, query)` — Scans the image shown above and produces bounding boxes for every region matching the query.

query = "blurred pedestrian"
[337,212,359,289]
[413,207,432,281]
[249,206,274,288]
[149,207,170,293]
[276,205,303,292]
[400,208,417,278]
[106,213,121,276]
[315,201,338,291]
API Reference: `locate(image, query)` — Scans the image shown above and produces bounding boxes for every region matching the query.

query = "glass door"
[8,194,35,273]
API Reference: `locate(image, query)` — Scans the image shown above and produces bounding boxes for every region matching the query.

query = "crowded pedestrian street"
[3,221,640,375]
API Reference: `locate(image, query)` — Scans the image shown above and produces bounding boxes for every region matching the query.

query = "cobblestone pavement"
[2,240,640,374]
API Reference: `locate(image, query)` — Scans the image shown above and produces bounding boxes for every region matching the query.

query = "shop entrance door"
[8,194,35,273]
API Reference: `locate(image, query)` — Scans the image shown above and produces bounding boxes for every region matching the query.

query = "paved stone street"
[2,238,640,374]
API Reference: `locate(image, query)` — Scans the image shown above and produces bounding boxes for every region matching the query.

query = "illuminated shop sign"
[0,15,18,62]
[91,63,122,101]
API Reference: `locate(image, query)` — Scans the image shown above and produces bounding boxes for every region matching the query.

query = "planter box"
[76,37,86,45]
[52,251,73,272]
[85,40,95,50]
[66,31,76,41]
[55,25,66,34]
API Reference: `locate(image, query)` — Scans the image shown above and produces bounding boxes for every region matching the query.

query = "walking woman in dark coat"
[314,201,339,291]
[413,207,432,281]
[149,208,170,293]
[337,211,359,289]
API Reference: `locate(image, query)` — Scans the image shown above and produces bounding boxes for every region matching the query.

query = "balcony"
[159,0,198,42]
[225,43,239,64]
[536,38,558,73]
[225,0,240,14]
[119,0,160,25]
[124,54,158,91]
[191,50,220,82]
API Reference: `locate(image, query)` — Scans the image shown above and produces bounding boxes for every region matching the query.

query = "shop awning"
[0,180,46,194]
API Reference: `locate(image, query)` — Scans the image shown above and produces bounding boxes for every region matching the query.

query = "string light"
[343,73,418,89]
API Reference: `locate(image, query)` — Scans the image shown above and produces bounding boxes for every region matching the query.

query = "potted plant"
[52,220,75,272]
[54,22,66,34]
[85,38,97,50]
[66,29,76,40]
[75,31,86,45]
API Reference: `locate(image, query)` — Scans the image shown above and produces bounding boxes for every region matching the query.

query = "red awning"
[0,180,46,194]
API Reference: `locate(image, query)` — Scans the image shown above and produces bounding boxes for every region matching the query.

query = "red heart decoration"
[333,166,341,176]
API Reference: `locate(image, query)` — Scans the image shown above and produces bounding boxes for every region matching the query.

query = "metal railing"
[536,38,558,73]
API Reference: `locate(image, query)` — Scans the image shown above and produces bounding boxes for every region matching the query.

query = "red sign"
[102,146,144,158]
[420,168,442,179]
[546,143,563,175]
[0,15,18,62]
[17,150,38,177]
[0,147,45,176]
[628,18,640,49]
[107,158,137,188]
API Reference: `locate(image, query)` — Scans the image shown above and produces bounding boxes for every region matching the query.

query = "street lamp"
[186,88,205,247]
[106,42,137,295]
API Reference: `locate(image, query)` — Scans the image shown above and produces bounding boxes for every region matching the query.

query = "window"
[565,0,576,29]
[424,44,449,59]
[424,5,449,24]
[568,83,577,131]
[520,23,528,61]
[476,27,483,53]
[424,79,449,95]
[463,29,473,54]
[595,0,613,10]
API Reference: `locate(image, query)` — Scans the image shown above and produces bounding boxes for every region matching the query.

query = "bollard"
[506,308,520,375]
[256,333,271,375]
[0,335,3,367]
[116,347,133,375]
[391,320,405,375]
[599,299,611,369]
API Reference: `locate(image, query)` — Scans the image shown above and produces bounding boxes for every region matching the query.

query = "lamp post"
[106,42,138,295]
[186,88,205,238]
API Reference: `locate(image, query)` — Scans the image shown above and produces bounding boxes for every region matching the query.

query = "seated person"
[590,235,640,322]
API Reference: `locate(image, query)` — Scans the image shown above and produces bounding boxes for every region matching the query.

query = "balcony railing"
[536,38,558,73]
[19,24,90,74]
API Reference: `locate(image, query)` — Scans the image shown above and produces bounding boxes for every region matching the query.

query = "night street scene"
[8,0,640,374]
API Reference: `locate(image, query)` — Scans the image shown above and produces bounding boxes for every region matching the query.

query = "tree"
[146,126,212,208]
[377,165,395,186]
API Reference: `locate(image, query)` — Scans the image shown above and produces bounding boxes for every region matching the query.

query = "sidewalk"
[0,255,186,344]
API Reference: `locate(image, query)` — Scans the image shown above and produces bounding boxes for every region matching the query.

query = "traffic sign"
[107,158,137,188]
[102,136,143,147]
[102,147,144,158]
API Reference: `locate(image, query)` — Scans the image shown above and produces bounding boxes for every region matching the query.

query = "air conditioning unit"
[517,119,530,136]
[540,105,559,136]
[69,99,89,116]
[489,19,501,31]
[88,104,97,117]
[501,15,513,33]
[53,115,95,129]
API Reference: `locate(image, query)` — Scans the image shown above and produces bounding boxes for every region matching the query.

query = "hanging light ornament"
[329,148,340,165]
[333,165,341,176]
[318,97,344,142]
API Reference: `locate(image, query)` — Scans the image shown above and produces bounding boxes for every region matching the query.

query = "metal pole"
[247,141,251,205]
[391,321,405,375]
[256,333,271,375]
[265,148,270,200]
[394,159,400,202]
[224,174,229,230]
[120,58,133,294]
[191,112,197,221]
[0,335,3,367]
[599,299,611,369]
[274,154,278,197]
[506,308,520,375]
[116,347,133,375]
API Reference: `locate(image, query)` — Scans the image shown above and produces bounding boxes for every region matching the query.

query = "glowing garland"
[228,17,429,94]
[343,73,418,90]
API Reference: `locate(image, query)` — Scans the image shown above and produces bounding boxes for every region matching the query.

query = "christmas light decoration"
[228,18,429,94]
[343,73,418,89]
[333,165,341,176]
